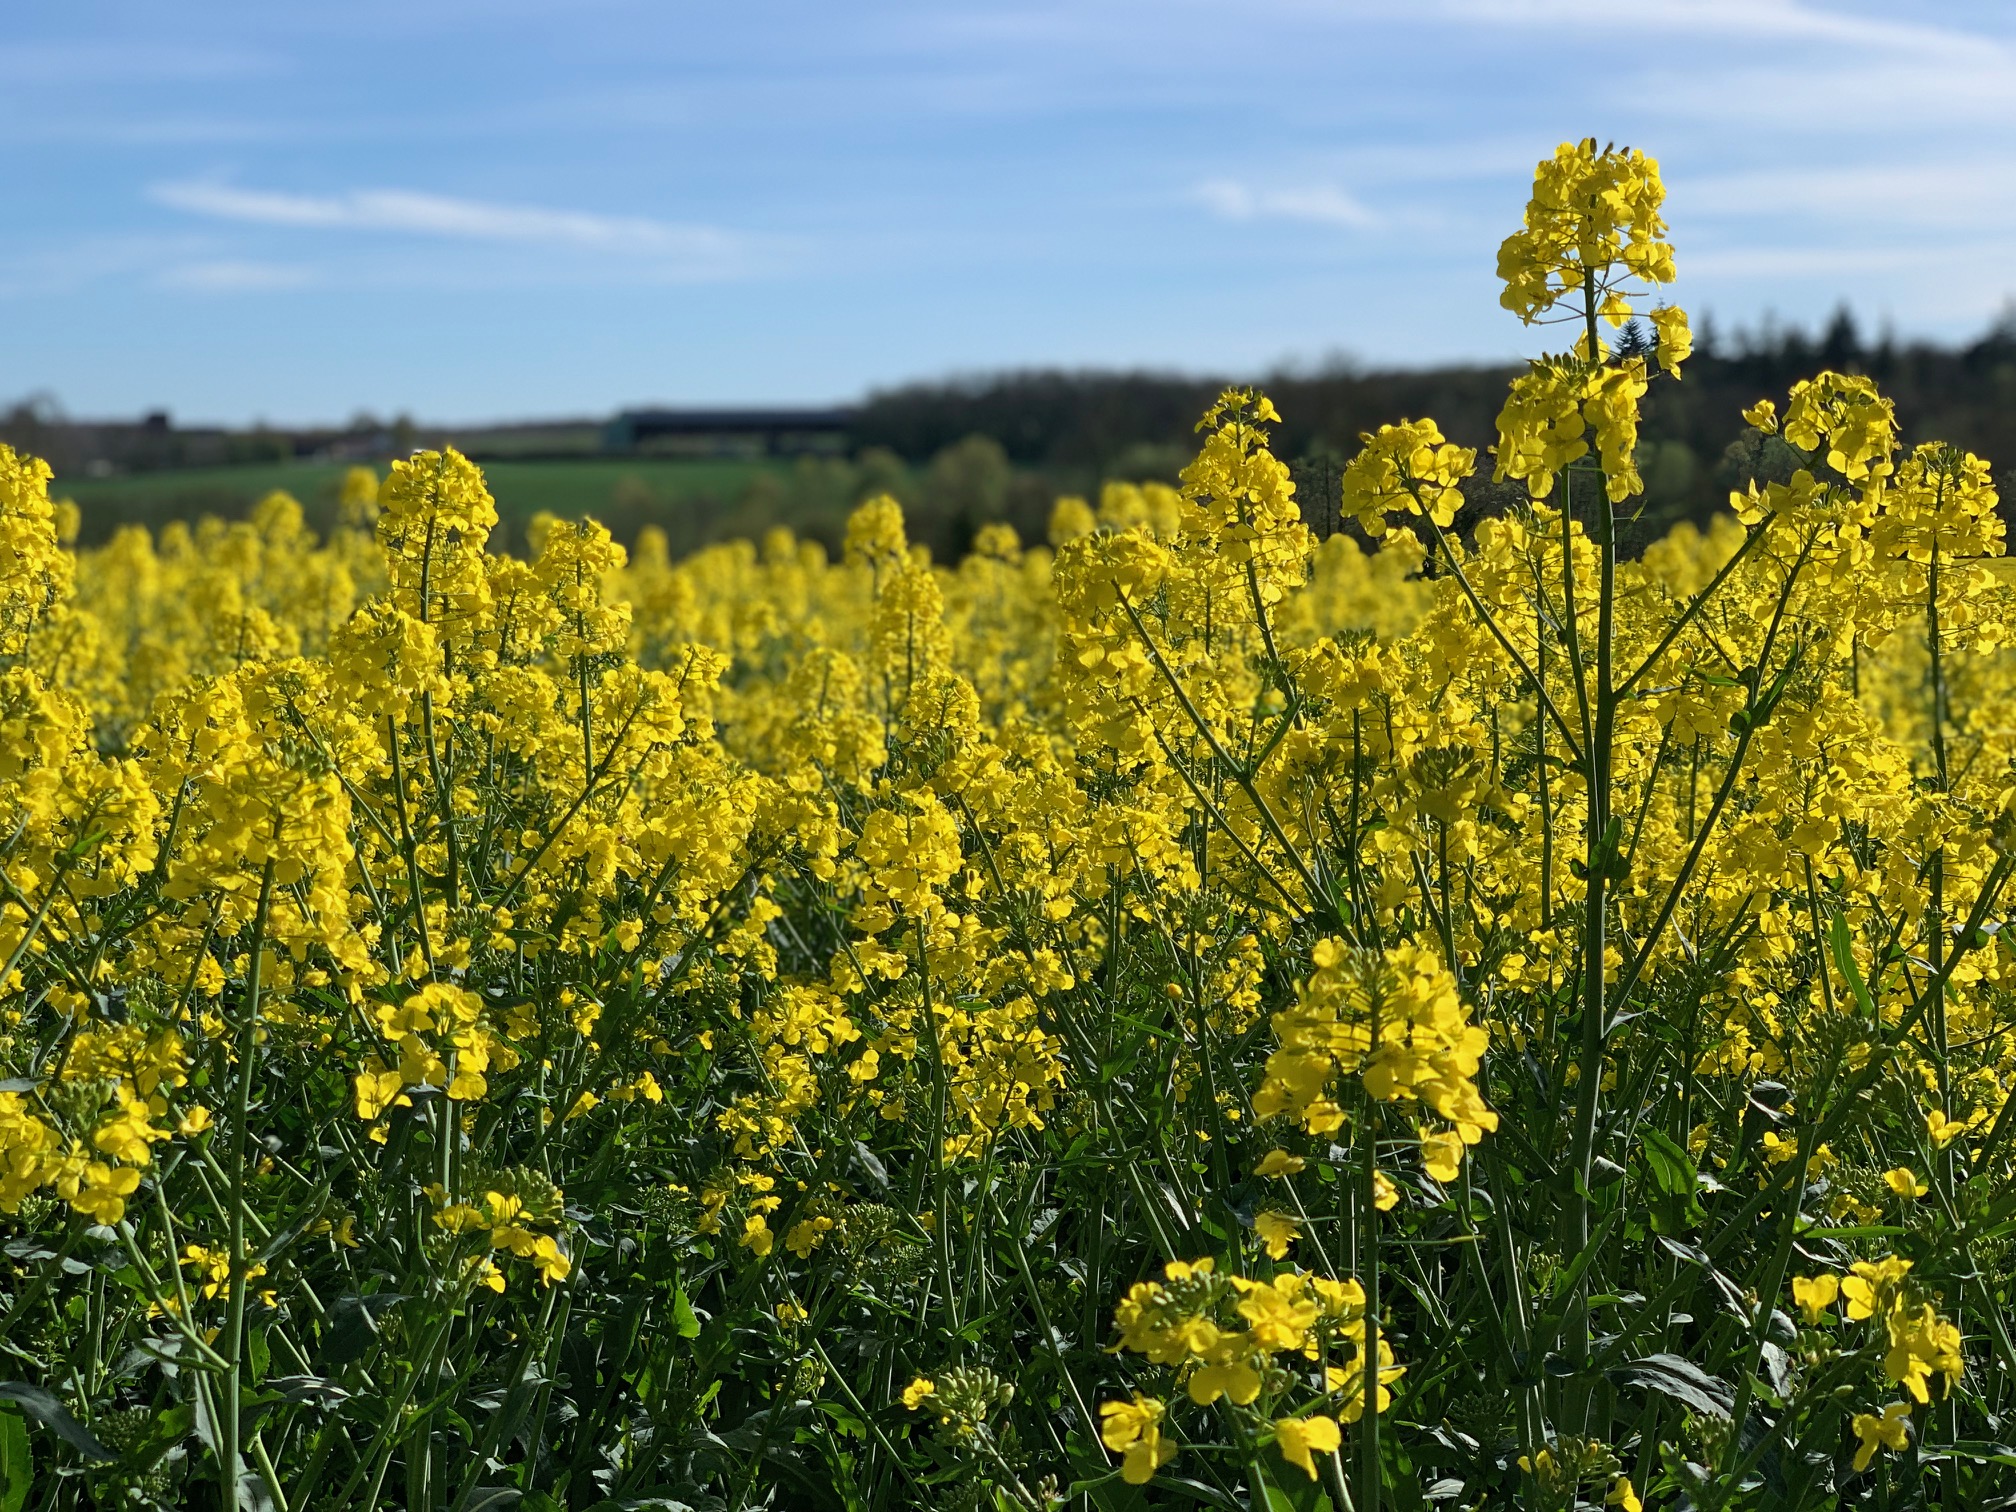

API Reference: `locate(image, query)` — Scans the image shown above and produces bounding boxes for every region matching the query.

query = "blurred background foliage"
[13,305,2016,560]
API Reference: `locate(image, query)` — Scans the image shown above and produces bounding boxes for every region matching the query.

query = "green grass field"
[57,456,785,551]
[50,442,1043,561]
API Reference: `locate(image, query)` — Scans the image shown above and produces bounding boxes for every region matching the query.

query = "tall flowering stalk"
[0,140,2011,1510]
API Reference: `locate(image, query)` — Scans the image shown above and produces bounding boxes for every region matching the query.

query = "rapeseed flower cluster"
[1098,1257,1402,1483]
[0,138,2008,1510]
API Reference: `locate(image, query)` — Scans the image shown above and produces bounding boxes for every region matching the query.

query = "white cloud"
[0,233,213,299]
[150,180,741,259]
[1683,236,2016,280]
[1441,0,1994,57]
[1193,179,1382,229]
[1414,0,2016,134]
[1684,160,2016,232]
[1631,54,2016,133]
[159,259,315,293]
[1679,236,2016,329]
[0,40,276,86]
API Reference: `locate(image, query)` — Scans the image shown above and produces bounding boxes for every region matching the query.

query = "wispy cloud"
[1685,160,2016,232]
[1442,0,1995,57]
[1192,180,1382,229]
[0,40,277,86]
[1631,54,2016,133]
[0,234,215,300]
[1683,237,2016,281]
[150,180,742,259]
[159,259,315,293]
[1436,0,2016,133]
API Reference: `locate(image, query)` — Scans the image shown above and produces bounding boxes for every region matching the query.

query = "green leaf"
[1590,815,1629,881]
[1607,1353,1734,1421]
[1266,1474,1334,1512]
[1065,1434,1151,1512]
[0,1410,30,1512]
[1940,1440,2016,1468]
[1829,914,1876,1017]
[1638,1127,1707,1234]
[1146,1477,1241,1507]
[316,1292,404,1370]
[118,1403,193,1475]
[0,1385,112,1464]
[237,1466,279,1512]
[1639,1128,1694,1198]
[671,1287,701,1339]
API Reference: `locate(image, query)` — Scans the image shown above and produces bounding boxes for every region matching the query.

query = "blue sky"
[6,0,2015,424]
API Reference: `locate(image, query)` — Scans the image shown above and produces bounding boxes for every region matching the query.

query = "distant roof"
[609,407,856,436]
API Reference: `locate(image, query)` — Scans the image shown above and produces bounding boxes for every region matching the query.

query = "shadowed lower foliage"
[0,141,2012,1511]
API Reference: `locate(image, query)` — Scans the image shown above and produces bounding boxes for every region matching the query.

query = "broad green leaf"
[0,1409,30,1512]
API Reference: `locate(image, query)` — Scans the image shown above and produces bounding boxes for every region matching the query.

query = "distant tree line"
[852,306,2016,552]
[684,439,1058,565]
[18,308,2016,563]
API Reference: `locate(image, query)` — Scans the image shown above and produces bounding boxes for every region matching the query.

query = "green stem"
[221,858,276,1512]
[1356,1085,1381,1512]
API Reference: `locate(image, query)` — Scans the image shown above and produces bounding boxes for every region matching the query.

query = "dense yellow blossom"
[0,135,2004,1510]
